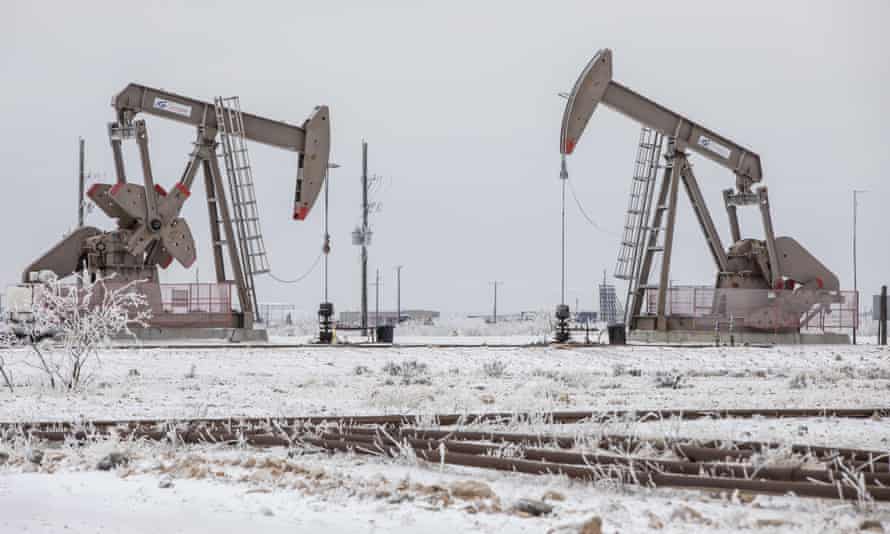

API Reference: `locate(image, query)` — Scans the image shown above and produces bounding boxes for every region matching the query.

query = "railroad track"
[108,341,768,350]
[3,408,889,503]
[4,406,886,432]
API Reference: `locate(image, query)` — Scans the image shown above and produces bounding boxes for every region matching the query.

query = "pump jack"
[561,49,841,336]
[20,84,330,334]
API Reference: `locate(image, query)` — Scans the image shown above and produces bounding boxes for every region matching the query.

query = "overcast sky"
[2,1,887,315]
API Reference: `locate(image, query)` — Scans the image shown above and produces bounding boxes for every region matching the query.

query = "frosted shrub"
[483,360,508,378]
[788,372,809,389]
[25,273,151,390]
[380,360,431,385]
[0,332,18,393]
[654,374,684,389]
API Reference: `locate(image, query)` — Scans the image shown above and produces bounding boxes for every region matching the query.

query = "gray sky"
[2,0,887,314]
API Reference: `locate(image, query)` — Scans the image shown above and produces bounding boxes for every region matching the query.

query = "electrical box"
[873,295,889,320]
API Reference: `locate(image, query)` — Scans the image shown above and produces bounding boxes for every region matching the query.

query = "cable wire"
[566,177,619,237]
[267,250,324,284]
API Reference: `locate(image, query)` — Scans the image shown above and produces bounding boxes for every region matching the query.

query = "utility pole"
[490,281,502,323]
[852,189,868,345]
[395,265,403,324]
[361,141,369,335]
[374,268,381,327]
[880,285,887,346]
[78,137,85,228]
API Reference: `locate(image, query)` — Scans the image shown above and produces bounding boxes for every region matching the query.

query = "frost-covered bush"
[654,374,685,389]
[483,359,508,378]
[788,372,809,389]
[381,360,431,385]
[531,368,590,389]
[0,332,18,393]
[25,273,151,390]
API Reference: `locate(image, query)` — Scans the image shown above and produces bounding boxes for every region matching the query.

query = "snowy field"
[1,342,889,532]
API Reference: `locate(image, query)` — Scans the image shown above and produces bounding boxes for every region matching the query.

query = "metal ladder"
[614,127,664,321]
[213,96,270,320]
[614,127,663,280]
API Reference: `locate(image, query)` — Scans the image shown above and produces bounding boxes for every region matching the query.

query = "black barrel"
[375,325,395,343]
[607,324,626,345]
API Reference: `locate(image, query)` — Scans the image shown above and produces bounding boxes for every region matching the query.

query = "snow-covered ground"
[1,342,889,532]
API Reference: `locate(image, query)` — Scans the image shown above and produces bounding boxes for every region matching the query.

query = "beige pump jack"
[23,84,330,331]
[561,49,839,334]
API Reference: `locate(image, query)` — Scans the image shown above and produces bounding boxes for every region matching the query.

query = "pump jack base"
[628,329,849,346]
[126,327,269,343]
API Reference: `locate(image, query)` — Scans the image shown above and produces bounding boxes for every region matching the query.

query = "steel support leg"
[134,121,161,228]
[656,151,682,331]
[629,147,675,326]
[109,136,127,185]
[757,187,780,287]
[207,153,254,328]
[202,160,227,284]
[177,146,204,192]
[679,158,728,273]
[723,189,742,244]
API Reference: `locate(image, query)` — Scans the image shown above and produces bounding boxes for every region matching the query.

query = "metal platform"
[628,329,849,345]
[126,327,268,343]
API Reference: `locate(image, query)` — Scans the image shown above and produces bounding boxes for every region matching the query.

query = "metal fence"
[158,283,233,314]
[642,286,858,332]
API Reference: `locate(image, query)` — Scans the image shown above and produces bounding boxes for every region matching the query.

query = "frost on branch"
[0,331,18,393]
[26,273,152,390]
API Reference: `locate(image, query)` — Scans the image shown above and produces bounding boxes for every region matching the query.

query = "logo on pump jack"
[697,135,732,159]
[152,97,192,118]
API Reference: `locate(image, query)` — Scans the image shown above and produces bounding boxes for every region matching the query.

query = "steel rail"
[309,434,890,502]
[23,424,890,469]
[350,428,890,467]
[325,432,890,486]
[4,407,886,431]
[12,425,889,501]
[19,425,890,485]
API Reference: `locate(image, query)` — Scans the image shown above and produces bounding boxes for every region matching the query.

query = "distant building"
[257,303,298,325]
[598,283,623,325]
[339,309,440,326]
[468,311,544,323]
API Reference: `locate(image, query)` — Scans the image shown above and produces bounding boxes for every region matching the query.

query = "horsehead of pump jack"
[559,49,840,334]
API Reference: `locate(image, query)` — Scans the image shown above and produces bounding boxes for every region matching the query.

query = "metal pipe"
[559,155,568,308]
